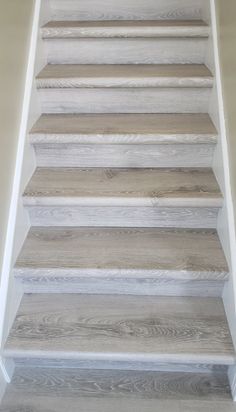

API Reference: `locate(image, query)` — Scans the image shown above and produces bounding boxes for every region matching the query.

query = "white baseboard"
[210,0,236,399]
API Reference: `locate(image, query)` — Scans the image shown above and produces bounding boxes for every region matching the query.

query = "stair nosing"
[4,349,235,366]
[23,196,223,208]
[29,132,218,145]
[13,266,229,282]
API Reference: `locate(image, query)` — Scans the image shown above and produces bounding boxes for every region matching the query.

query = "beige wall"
[0,1,35,276]
[215,0,236,227]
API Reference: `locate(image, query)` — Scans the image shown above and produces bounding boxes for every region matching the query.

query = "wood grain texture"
[46,38,207,64]
[42,20,209,38]
[0,367,232,402]
[14,228,229,281]
[2,395,236,412]
[37,64,213,88]
[23,168,222,207]
[30,114,218,145]
[49,0,203,21]
[38,88,211,114]
[13,358,229,373]
[26,205,219,229]
[34,143,215,168]
[17,272,225,297]
[4,295,235,365]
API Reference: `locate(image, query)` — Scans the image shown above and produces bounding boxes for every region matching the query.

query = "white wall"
[0,1,35,286]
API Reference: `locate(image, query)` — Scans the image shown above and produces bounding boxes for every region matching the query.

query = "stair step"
[30,114,217,168]
[23,168,222,228]
[30,114,217,145]
[38,66,212,113]
[37,64,213,88]
[0,367,233,411]
[4,294,235,367]
[49,0,204,22]
[14,227,228,295]
[42,20,209,39]
[24,168,222,207]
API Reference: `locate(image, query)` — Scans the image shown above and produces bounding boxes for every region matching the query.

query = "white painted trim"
[210,0,236,400]
[229,365,236,402]
[0,0,42,380]
[0,358,14,383]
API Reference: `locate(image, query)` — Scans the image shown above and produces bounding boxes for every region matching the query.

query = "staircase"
[1,0,236,410]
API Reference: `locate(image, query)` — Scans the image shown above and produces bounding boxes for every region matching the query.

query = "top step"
[42,20,209,39]
[49,0,205,22]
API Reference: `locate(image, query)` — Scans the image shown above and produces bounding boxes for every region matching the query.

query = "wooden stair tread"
[0,367,233,409]
[4,294,235,364]
[37,64,213,88]
[23,168,222,207]
[42,19,209,38]
[14,227,228,280]
[30,114,218,145]
[2,394,236,412]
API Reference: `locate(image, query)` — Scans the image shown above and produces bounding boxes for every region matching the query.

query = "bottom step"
[0,367,233,412]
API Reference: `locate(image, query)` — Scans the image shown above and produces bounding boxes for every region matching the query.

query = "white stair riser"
[46,38,207,64]
[26,205,219,229]
[38,88,211,114]
[33,143,214,168]
[49,0,203,21]
[16,274,224,297]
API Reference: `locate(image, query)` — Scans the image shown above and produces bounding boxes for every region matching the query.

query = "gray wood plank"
[0,367,232,404]
[37,64,213,88]
[30,114,218,145]
[13,358,229,373]
[26,205,220,230]
[49,0,203,21]
[23,168,222,207]
[46,38,207,64]
[34,142,215,168]
[42,20,209,38]
[2,395,236,412]
[14,227,229,281]
[39,87,211,114]
[4,295,235,365]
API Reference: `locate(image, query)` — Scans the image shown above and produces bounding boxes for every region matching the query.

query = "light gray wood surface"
[0,367,232,403]
[12,358,229,373]
[5,0,236,407]
[30,114,218,145]
[2,395,236,412]
[34,142,215,168]
[23,167,222,207]
[37,64,213,88]
[14,227,229,280]
[39,87,211,114]
[16,272,225,296]
[23,167,221,227]
[4,295,235,365]
[42,20,209,38]
[49,0,203,21]
[26,205,220,229]
[46,38,207,64]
